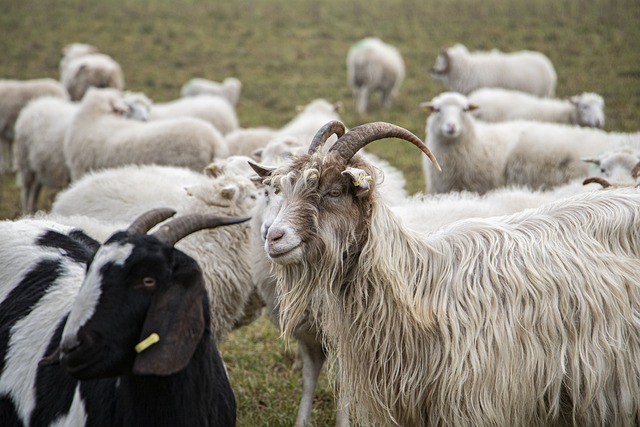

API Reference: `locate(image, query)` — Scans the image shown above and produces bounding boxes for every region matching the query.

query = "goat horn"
[308,120,346,154]
[582,177,611,188]
[328,122,441,171]
[127,208,177,234]
[152,214,251,246]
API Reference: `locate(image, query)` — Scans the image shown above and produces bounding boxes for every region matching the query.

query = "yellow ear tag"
[353,172,365,187]
[135,333,160,353]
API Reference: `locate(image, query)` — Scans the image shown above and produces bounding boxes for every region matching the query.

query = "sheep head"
[57,208,250,379]
[421,92,478,140]
[252,121,439,336]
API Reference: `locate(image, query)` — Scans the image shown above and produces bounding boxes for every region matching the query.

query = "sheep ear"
[220,185,236,200]
[133,259,206,376]
[467,103,479,111]
[420,102,435,112]
[333,101,344,112]
[581,156,600,166]
[342,166,371,198]
[569,96,580,105]
[248,160,276,178]
[203,162,219,178]
[110,97,130,116]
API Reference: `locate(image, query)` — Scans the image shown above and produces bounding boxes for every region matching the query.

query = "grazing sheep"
[422,92,640,194]
[256,120,640,427]
[52,164,262,342]
[0,78,69,172]
[431,43,557,96]
[59,44,125,101]
[180,77,242,107]
[149,94,239,135]
[468,88,605,128]
[0,209,240,426]
[13,93,152,214]
[346,37,405,114]
[63,87,228,181]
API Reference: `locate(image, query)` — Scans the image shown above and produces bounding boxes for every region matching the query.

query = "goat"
[252,120,640,427]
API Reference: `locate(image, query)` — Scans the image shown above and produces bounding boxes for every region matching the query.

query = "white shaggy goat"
[431,43,557,96]
[59,43,125,101]
[180,77,242,107]
[52,164,262,342]
[63,87,228,181]
[149,94,239,135]
[13,93,151,214]
[0,78,69,172]
[346,37,405,114]
[468,88,605,128]
[0,209,239,426]
[255,120,640,427]
[422,91,640,194]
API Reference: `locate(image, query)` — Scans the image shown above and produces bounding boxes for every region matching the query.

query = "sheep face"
[422,92,477,140]
[60,231,207,380]
[571,93,605,128]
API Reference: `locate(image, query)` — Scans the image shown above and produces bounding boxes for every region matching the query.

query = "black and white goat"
[0,209,244,426]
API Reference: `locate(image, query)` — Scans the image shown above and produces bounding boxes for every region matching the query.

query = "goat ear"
[248,160,276,178]
[133,258,206,376]
[342,166,371,198]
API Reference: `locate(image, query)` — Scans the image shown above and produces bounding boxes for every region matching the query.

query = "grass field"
[1,0,639,425]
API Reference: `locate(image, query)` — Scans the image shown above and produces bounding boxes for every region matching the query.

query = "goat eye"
[327,188,342,198]
[141,277,156,288]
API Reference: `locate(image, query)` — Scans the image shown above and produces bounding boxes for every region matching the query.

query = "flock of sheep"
[1,35,640,427]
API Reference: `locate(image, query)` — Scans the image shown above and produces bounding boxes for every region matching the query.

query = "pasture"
[1,0,638,424]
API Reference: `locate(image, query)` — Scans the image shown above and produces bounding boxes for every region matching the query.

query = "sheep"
[13,92,152,214]
[421,91,640,194]
[149,94,239,135]
[0,78,69,172]
[59,44,125,101]
[0,208,241,426]
[346,37,405,114]
[255,120,640,427]
[581,145,640,183]
[180,77,243,107]
[52,164,263,342]
[63,87,229,181]
[275,99,343,144]
[225,126,278,158]
[468,88,605,128]
[431,43,557,96]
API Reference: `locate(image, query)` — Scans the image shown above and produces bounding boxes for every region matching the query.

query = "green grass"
[1,0,639,424]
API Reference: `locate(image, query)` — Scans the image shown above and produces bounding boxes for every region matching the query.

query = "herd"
[1,35,640,427]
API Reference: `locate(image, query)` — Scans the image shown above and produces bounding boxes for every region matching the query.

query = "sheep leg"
[294,338,326,427]
[355,87,369,115]
[26,180,42,214]
[0,137,13,173]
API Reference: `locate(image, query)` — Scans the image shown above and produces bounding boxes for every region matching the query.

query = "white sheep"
[346,37,405,114]
[13,92,152,214]
[59,44,125,101]
[0,209,239,426]
[180,76,242,107]
[0,78,69,172]
[468,88,605,128]
[421,91,640,194]
[63,87,229,181]
[51,164,263,342]
[581,145,640,183]
[275,98,343,143]
[225,126,278,158]
[257,121,640,427]
[149,94,239,135]
[431,43,557,96]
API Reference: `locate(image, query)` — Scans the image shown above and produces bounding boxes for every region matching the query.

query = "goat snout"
[266,227,285,245]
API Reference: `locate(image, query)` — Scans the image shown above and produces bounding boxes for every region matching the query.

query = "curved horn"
[328,122,441,171]
[582,177,611,188]
[127,208,177,234]
[152,214,251,247]
[308,120,346,154]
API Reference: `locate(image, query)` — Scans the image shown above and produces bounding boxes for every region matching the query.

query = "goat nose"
[266,227,285,244]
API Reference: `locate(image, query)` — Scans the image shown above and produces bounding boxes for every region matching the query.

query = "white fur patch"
[62,242,134,344]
